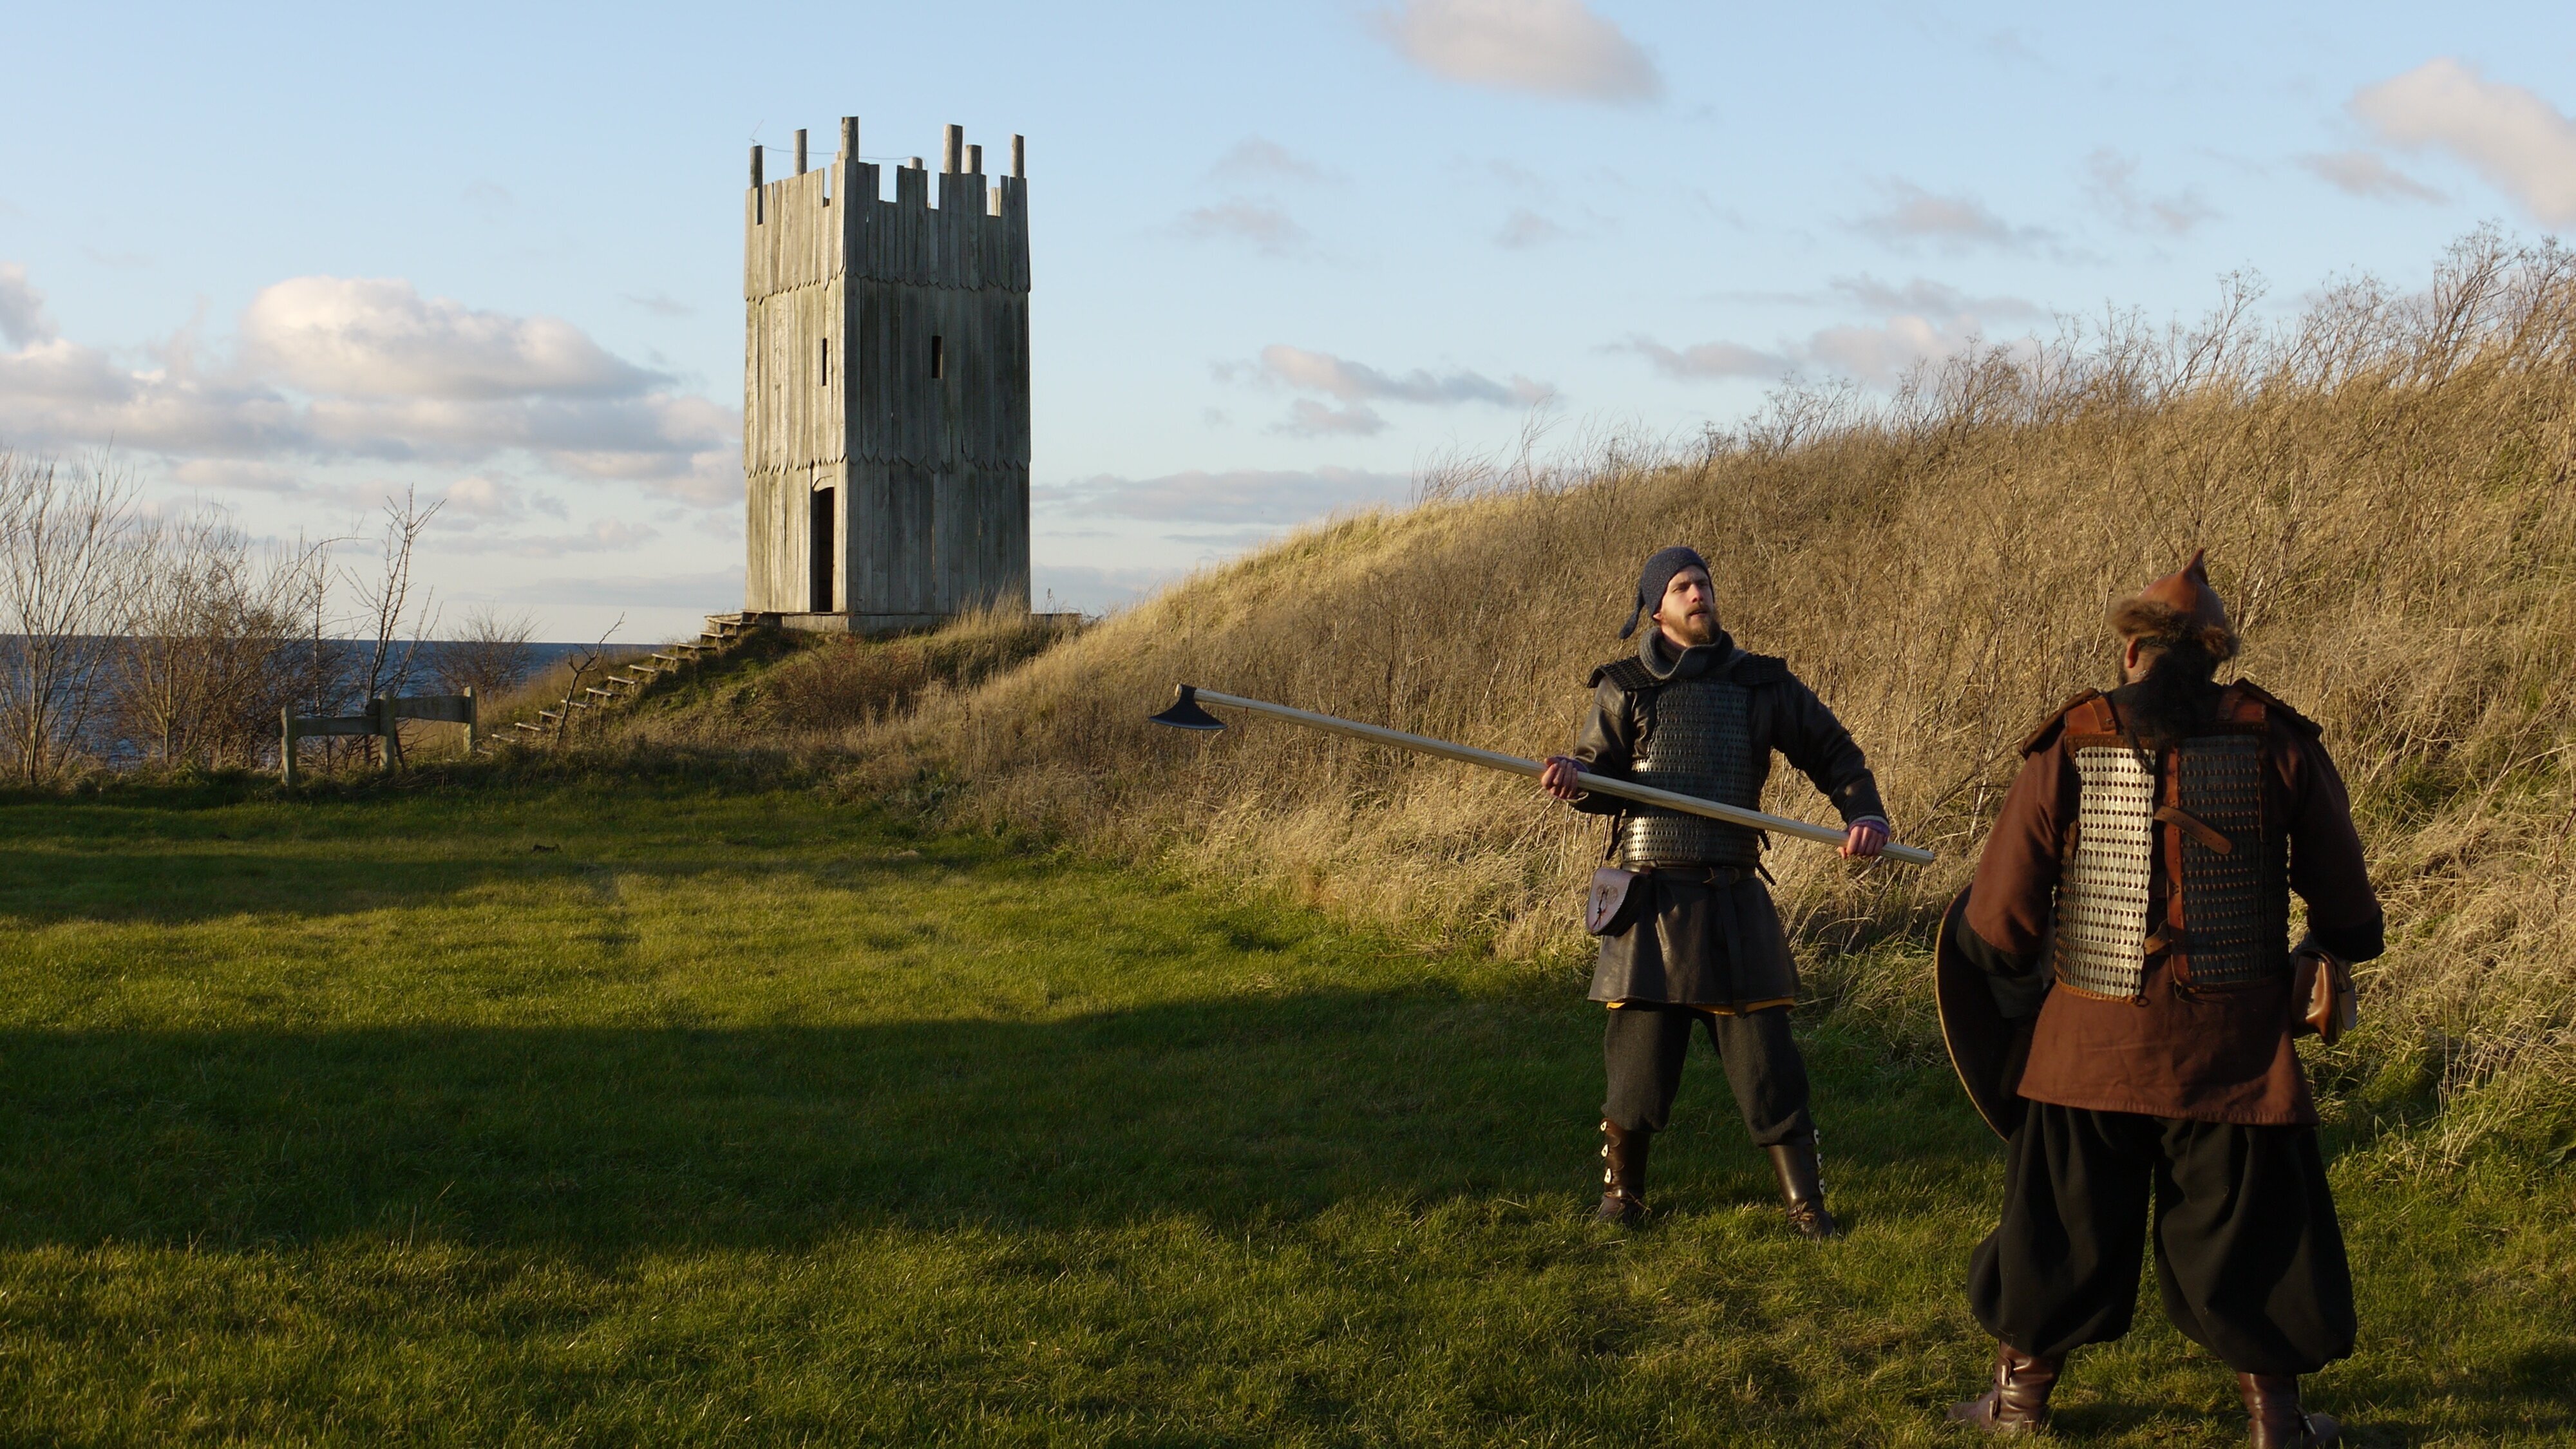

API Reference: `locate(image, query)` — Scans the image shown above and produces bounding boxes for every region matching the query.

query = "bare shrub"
[437,605,538,700]
[0,453,135,782]
[111,510,327,769]
[855,230,2576,1157]
[349,488,442,704]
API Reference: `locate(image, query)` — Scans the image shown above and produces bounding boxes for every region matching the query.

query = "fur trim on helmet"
[2112,548,2239,661]
[2107,597,2240,662]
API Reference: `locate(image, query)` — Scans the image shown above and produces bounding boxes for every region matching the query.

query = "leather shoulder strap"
[1587,656,1662,691]
[2018,689,2104,756]
[2226,679,2321,737]
[1727,652,1792,687]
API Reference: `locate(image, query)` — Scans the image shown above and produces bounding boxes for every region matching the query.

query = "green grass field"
[0,775,2568,1445]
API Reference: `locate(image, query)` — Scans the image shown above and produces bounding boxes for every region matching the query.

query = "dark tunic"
[1569,630,1888,1009]
[1957,679,2383,1124]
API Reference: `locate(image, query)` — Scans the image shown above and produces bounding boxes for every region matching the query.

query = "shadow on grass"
[0,994,1989,1254]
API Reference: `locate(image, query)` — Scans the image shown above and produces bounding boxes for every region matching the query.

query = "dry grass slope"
[846,234,2574,1159]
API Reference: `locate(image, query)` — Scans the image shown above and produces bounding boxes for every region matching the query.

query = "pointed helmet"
[2108,548,2239,660]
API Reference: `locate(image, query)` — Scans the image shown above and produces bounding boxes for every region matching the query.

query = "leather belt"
[1642,865,1746,886]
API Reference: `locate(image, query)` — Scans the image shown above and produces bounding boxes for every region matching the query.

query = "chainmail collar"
[1641,626,1741,681]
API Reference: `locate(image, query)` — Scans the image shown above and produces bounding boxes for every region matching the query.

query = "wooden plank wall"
[743,162,853,612]
[743,140,1030,617]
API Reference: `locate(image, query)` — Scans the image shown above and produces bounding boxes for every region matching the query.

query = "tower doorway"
[809,487,835,612]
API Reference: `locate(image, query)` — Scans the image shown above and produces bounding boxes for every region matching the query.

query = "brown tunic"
[1960,681,2383,1125]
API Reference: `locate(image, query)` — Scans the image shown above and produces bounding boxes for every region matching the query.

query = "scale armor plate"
[2052,734,2284,999]
[2176,734,2275,987]
[2052,747,2156,999]
[1620,677,1762,869]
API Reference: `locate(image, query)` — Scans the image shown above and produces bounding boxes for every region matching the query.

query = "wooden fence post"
[464,686,478,756]
[375,696,398,772]
[281,706,299,786]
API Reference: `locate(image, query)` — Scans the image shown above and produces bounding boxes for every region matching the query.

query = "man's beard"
[1660,609,1719,647]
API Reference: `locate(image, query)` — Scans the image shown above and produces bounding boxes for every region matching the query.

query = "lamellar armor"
[2049,688,2287,1001]
[1594,657,1766,869]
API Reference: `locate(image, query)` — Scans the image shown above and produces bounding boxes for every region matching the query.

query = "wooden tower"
[742,118,1030,631]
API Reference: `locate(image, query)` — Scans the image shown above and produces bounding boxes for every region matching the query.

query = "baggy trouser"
[1601,1003,1816,1146]
[1967,1103,2356,1377]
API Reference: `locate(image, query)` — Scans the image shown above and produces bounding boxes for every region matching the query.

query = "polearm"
[1150,684,1935,867]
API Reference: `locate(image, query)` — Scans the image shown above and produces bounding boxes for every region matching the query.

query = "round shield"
[1935,886,2036,1140]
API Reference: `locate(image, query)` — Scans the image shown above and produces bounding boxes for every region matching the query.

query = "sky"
[3,1,2573,642]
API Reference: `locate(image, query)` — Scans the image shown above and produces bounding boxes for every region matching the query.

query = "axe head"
[1148,684,1226,732]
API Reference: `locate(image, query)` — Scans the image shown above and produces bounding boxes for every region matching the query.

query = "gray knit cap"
[1619,545,1709,638]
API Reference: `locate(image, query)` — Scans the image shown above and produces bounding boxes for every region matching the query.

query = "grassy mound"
[851,234,2576,1162]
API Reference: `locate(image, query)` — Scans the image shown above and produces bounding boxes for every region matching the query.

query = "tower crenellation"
[742,115,1031,630]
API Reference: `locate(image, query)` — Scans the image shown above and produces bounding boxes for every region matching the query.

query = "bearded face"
[1653,567,1720,647]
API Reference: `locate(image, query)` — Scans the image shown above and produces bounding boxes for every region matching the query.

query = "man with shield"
[1935,552,2380,1447]
[1539,545,1891,1240]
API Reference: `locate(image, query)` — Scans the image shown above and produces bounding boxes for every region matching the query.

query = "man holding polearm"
[1539,546,1891,1238]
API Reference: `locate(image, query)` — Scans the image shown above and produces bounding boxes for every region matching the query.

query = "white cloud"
[1037,466,1412,525]
[439,473,568,524]
[439,518,661,558]
[1620,276,2046,388]
[165,458,307,495]
[1208,138,1332,185]
[1829,275,2047,320]
[2351,59,2576,225]
[2297,149,2446,203]
[1497,207,1569,249]
[1282,399,1388,436]
[0,263,57,346]
[2084,149,2216,236]
[1371,0,1662,103]
[1852,180,2049,252]
[1175,200,1313,257]
[1251,343,1553,407]
[1613,338,1790,380]
[0,266,738,509]
[240,276,658,401]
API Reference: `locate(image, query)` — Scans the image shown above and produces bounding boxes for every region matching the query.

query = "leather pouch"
[1585,866,1642,936]
[2296,940,2358,1045]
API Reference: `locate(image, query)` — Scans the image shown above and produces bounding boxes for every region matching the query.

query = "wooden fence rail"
[281,688,476,784]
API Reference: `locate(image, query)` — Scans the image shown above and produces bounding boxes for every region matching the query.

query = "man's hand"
[1540,755,1586,802]
[1839,819,1889,860]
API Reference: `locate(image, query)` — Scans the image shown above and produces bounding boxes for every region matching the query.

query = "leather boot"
[1766,1135,1841,1239]
[2239,1373,2340,1448]
[1596,1119,1650,1225]
[1946,1340,2061,1435]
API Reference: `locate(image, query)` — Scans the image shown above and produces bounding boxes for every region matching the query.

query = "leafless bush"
[349,487,442,704]
[437,605,538,700]
[0,453,135,782]
[111,510,327,768]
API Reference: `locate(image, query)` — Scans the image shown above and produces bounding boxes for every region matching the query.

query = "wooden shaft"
[1187,687,1934,867]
